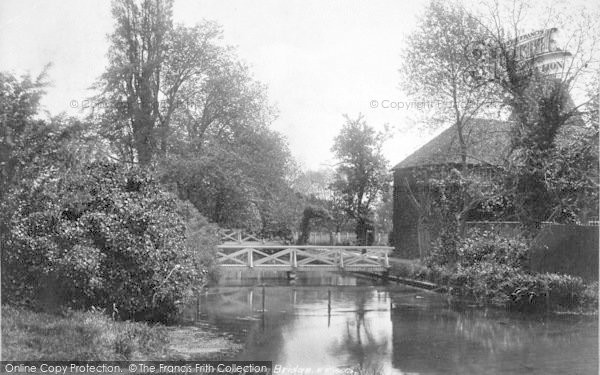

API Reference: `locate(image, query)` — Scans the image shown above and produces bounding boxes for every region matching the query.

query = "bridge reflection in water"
[181,272,598,374]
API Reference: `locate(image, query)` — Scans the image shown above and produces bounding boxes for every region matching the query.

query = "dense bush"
[446,262,593,311]
[457,229,529,269]
[425,230,597,312]
[175,200,220,284]
[2,161,215,322]
[427,229,529,269]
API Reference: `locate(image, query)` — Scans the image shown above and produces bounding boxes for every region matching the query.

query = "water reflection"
[180,272,598,375]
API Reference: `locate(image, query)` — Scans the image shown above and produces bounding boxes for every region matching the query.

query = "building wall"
[392,164,505,259]
[392,168,420,258]
[529,224,599,282]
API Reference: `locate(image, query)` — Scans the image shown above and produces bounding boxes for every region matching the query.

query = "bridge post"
[327,289,331,327]
[248,248,253,268]
[339,249,344,269]
[382,269,390,281]
[292,248,297,268]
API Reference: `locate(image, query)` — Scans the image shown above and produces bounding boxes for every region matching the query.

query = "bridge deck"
[217,245,393,272]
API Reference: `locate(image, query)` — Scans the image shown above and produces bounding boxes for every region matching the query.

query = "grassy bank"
[1,305,170,360]
[1,305,242,361]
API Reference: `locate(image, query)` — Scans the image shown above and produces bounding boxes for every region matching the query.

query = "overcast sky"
[0,0,595,170]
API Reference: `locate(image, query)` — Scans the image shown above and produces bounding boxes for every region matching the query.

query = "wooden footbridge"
[217,244,393,272]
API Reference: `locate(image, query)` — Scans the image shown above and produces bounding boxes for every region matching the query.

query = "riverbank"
[1,305,241,360]
[387,257,599,314]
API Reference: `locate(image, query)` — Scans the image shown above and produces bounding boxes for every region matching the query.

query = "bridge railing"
[219,229,263,244]
[217,245,393,271]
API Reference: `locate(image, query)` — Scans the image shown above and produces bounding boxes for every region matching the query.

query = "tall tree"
[0,69,48,198]
[471,0,600,231]
[96,0,174,165]
[401,0,500,170]
[95,0,226,165]
[330,115,390,245]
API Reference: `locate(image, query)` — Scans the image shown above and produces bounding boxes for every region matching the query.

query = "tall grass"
[1,305,169,360]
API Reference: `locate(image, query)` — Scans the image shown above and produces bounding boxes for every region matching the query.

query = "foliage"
[412,167,506,264]
[298,205,333,245]
[465,2,600,233]
[175,200,220,284]
[95,0,176,165]
[292,169,334,201]
[2,161,211,322]
[0,69,48,198]
[95,0,280,167]
[426,230,596,312]
[427,171,466,264]
[0,69,98,188]
[160,126,300,236]
[389,259,430,281]
[373,184,393,236]
[456,229,529,269]
[446,263,593,311]
[330,114,390,245]
[544,125,599,224]
[427,228,529,271]
[94,0,300,238]
[401,0,501,164]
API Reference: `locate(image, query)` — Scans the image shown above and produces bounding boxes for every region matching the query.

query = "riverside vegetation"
[390,230,598,313]
[0,161,228,360]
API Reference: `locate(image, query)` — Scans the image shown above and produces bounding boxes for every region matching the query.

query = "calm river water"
[180,271,598,375]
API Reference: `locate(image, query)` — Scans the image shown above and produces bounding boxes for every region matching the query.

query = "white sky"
[0,0,596,170]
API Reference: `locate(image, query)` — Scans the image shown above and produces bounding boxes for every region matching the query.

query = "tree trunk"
[355,218,368,246]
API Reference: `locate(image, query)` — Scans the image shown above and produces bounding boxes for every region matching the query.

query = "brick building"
[391,119,511,258]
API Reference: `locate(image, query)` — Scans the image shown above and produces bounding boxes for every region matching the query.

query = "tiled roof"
[393,118,512,170]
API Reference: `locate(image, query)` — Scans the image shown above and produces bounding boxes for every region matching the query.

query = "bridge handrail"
[217,245,394,252]
[216,245,392,270]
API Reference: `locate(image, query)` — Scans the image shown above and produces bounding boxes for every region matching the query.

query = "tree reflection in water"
[178,273,597,375]
[328,291,390,374]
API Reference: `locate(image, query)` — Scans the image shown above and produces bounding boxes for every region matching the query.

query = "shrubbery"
[456,230,529,269]
[426,230,597,312]
[176,200,220,284]
[2,161,217,322]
